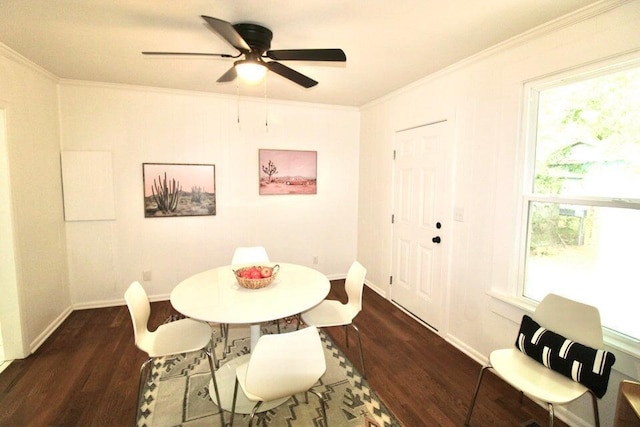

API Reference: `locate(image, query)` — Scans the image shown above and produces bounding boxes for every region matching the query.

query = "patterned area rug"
[137,318,401,427]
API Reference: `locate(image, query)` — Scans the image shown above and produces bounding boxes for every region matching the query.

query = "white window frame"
[515,53,640,361]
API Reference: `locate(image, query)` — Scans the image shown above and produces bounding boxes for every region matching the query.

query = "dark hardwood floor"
[0,281,565,426]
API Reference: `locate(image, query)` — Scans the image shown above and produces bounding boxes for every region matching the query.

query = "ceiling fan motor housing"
[233,23,273,53]
[143,16,345,88]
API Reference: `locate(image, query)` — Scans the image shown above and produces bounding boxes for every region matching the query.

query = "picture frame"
[259,149,317,195]
[143,163,216,217]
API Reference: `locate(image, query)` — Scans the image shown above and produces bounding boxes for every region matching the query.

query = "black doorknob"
[432,236,441,244]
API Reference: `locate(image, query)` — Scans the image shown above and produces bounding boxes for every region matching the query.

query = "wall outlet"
[313,256,319,265]
[142,270,152,281]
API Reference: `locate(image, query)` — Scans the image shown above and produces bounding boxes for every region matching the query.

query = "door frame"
[0,104,28,362]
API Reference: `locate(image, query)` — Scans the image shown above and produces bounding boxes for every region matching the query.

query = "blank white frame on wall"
[60,151,115,221]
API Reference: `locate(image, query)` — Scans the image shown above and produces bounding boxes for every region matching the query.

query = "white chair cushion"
[301,300,356,327]
[490,348,589,405]
[146,318,211,358]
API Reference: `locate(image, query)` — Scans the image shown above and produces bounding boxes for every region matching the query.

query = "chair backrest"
[345,261,367,317]
[124,281,152,352]
[231,246,270,265]
[533,293,603,349]
[245,326,326,402]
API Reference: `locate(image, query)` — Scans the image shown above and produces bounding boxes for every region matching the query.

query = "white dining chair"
[300,260,367,377]
[125,281,225,426]
[229,326,327,427]
[231,246,270,266]
[465,294,612,427]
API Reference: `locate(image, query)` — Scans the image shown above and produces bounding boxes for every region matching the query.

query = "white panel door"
[391,121,451,331]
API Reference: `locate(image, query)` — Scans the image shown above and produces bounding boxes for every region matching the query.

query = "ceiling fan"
[143,15,346,88]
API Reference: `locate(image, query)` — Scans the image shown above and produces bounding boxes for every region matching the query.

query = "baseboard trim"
[73,299,124,310]
[444,333,488,366]
[29,306,73,354]
[73,292,172,310]
[0,360,12,374]
[364,280,387,298]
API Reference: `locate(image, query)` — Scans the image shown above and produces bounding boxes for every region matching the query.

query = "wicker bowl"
[233,264,280,289]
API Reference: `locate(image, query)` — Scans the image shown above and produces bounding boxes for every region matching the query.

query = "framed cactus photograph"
[143,163,216,217]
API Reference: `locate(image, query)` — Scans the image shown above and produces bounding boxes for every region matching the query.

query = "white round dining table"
[170,262,331,414]
[170,262,330,350]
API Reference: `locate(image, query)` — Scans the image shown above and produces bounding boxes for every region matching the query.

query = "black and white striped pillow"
[515,315,616,398]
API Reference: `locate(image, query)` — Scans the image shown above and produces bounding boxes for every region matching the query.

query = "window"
[521,60,640,344]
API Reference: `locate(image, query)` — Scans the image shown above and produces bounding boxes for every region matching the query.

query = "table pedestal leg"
[250,324,260,351]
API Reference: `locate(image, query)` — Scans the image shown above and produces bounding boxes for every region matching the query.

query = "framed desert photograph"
[259,149,317,195]
[143,163,216,217]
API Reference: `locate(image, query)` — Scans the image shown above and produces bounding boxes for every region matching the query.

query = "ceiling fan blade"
[201,15,250,52]
[142,51,237,58]
[266,62,318,88]
[217,66,237,83]
[266,49,346,62]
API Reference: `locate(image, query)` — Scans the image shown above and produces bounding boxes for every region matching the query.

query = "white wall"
[0,47,71,357]
[58,82,360,306]
[358,1,640,426]
[2,2,637,422]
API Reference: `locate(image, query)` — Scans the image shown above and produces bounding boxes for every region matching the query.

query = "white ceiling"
[0,0,602,107]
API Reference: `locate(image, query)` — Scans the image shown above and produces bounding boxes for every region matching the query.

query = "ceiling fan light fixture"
[144,17,346,88]
[235,59,267,84]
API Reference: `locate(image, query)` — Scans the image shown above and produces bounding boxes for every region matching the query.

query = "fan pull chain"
[236,80,241,129]
[264,75,269,132]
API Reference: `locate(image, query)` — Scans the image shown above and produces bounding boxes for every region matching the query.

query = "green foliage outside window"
[529,66,640,254]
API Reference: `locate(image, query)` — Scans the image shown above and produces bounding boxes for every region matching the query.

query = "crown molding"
[58,78,359,111]
[0,42,58,83]
[363,0,633,109]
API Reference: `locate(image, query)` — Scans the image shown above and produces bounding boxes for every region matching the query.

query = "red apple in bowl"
[260,267,272,278]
